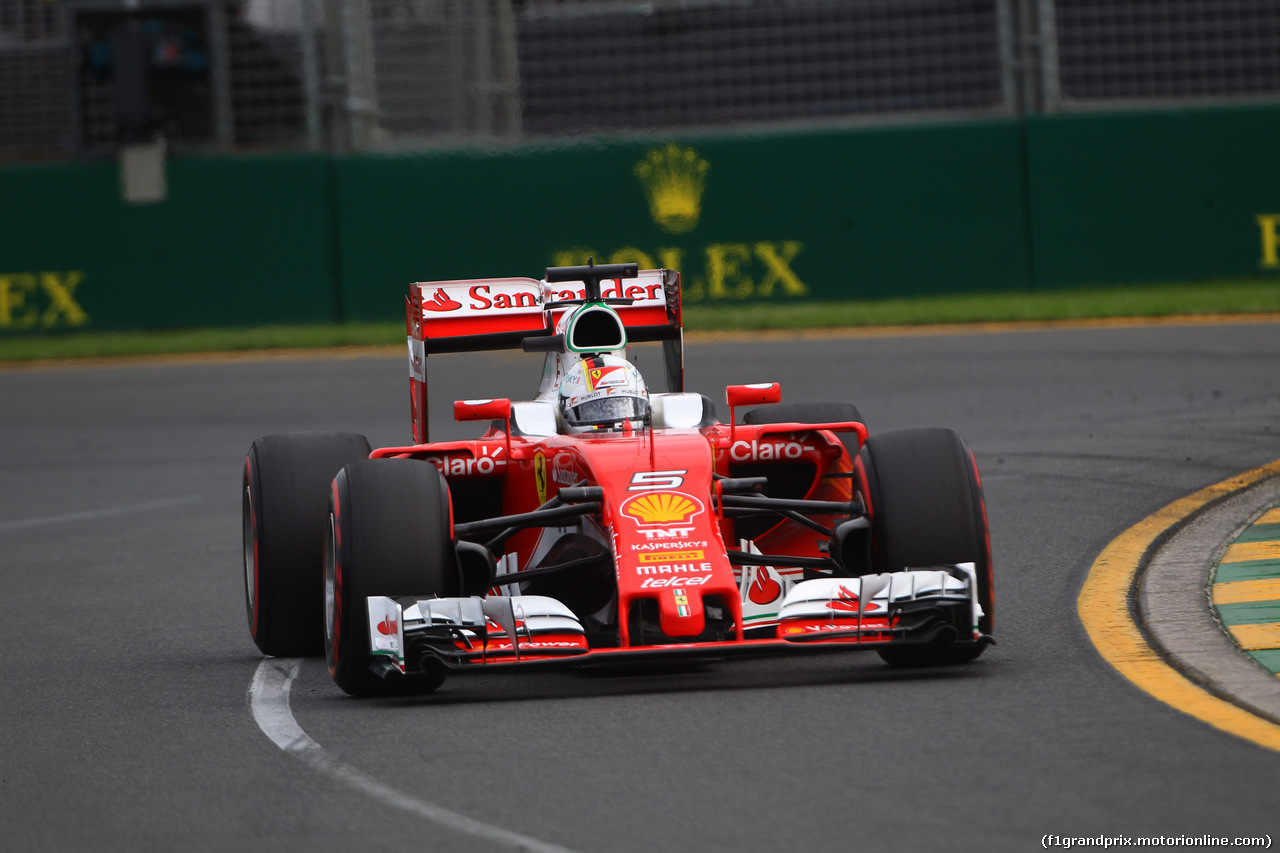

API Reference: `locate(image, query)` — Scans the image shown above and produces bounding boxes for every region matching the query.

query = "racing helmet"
[558,354,649,433]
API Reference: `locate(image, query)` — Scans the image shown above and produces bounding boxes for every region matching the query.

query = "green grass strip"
[1217,601,1280,626]
[1245,648,1280,673]
[682,278,1280,331]
[1234,524,1280,544]
[1215,560,1280,584]
[2,278,1279,363]
[0,322,403,363]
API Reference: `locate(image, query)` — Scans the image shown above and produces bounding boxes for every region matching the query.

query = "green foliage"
[2,280,1278,363]
[682,280,1280,330]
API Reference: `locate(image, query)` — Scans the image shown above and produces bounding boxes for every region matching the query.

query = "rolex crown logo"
[633,143,709,234]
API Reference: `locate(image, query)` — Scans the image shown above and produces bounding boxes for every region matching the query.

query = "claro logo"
[728,439,805,461]
[0,271,89,329]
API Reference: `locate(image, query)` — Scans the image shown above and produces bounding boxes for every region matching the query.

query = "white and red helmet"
[558,354,649,433]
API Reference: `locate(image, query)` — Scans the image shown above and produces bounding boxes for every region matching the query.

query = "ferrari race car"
[243,262,994,697]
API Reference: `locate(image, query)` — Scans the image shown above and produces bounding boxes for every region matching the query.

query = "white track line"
[0,496,202,534]
[249,658,580,853]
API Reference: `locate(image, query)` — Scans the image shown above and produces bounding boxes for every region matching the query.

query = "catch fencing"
[2,0,1279,158]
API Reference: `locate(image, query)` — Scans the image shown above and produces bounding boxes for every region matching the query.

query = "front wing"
[365,565,986,676]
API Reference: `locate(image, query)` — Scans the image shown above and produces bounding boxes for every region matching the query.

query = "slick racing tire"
[855,428,994,667]
[243,432,372,657]
[742,401,864,456]
[743,401,864,428]
[325,459,457,697]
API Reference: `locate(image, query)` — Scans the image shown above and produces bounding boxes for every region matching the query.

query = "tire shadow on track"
[299,653,999,709]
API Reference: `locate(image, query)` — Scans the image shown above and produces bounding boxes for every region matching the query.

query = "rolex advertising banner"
[332,120,1031,320]
[5,103,1280,335]
[1024,105,1280,289]
[0,153,335,333]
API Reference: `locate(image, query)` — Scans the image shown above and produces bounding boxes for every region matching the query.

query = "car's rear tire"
[325,459,457,697]
[855,427,994,666]
[743,401,864,427]
[243,432,371,657]
[743,401,864,455]
[747,399,865,435]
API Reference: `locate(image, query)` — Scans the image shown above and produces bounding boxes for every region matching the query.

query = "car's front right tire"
[243,432,371,657]
[855,427,994,667]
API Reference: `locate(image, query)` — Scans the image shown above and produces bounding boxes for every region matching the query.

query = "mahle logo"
[634,143,708,235]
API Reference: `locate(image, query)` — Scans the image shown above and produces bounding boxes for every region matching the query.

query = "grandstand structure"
[3,0,1279,157]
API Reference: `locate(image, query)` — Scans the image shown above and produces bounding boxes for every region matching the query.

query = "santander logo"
[377,616,398,635]
[748,566,782,604]
[422,287,463,312]
[826,585,860,611]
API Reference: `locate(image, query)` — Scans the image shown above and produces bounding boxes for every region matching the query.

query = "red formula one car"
[243,263,994,696]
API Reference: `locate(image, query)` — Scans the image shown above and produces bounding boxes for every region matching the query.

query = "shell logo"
[621,491,702,525]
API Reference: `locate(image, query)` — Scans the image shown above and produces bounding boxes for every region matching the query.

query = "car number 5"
[629,470,687,490]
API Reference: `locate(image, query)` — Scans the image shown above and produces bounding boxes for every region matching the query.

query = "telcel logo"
[641,576,712,588]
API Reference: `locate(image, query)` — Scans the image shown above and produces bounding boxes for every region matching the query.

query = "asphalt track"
[3,321,1280,851]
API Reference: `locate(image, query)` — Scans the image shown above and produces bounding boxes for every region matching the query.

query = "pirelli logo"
[639,550,705,563]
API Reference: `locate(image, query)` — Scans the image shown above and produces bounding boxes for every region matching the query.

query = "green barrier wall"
[0,153,335,333]
[333,120,1031,320]
[1024,105,1280,288]
[2,104,1278,334]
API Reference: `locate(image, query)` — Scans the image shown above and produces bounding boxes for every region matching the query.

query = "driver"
[558,354,650,433]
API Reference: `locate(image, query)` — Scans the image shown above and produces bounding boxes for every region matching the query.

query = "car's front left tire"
[325,459,457,697]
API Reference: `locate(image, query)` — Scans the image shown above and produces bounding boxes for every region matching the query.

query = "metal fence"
[1052,0,1280,108]
[2,0,1279,159]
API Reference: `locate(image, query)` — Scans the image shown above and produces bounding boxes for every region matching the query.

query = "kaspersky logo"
[633,143,708,235]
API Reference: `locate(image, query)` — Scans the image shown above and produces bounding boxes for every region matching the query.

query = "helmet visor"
[568,395,648,428]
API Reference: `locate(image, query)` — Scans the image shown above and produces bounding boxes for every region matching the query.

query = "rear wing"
[406,268,681,354]
[406,265,684,442]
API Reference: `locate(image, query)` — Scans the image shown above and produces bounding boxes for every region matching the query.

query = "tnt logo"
[0,272,89,330]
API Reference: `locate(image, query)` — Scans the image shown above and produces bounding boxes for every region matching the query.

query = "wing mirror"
[725,383,781,439]
[454,398,517,460]
[453,398,512,422]
[726,383,781,408]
